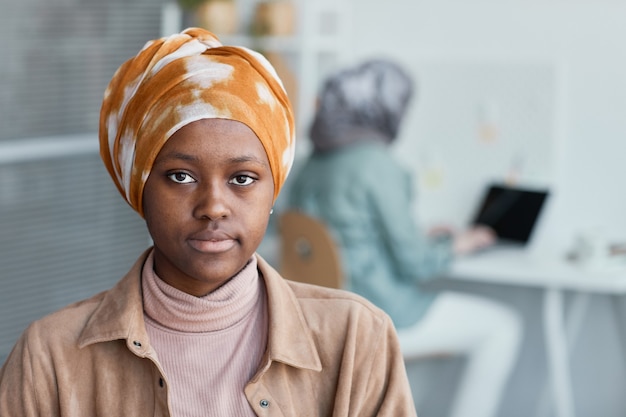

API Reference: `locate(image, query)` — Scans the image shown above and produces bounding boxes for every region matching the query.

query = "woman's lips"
[188,230,237,253]
[189,238,236,253]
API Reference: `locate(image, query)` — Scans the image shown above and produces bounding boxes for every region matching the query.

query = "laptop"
[470,183,550,247]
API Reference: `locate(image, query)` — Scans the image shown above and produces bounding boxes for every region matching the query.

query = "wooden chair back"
[278,210,343,289]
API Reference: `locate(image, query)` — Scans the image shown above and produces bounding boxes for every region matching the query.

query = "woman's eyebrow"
[228,155,269,167]
[160,152,199,162]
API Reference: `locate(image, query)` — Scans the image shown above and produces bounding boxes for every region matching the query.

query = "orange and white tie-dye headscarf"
[99,27,296,217]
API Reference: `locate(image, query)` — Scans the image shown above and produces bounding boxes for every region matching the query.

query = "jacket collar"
[77,248,322,371]
[256,254,322,372]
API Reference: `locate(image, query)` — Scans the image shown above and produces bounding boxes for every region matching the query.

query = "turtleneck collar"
[142,250,261,333]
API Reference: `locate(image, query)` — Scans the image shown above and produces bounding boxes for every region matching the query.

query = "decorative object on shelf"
[250,0,295,37]
[177,0,239,35]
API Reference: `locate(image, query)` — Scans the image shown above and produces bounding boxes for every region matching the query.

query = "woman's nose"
[193,183,230,220]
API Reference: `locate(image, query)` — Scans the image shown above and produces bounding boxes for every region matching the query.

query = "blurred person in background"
[287,59,523,417]
[0,30,417,416]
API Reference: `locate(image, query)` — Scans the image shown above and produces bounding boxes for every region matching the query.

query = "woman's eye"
[230,175,255,186]
[167,172,196,184]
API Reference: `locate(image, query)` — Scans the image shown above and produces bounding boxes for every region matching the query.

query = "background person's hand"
[452,225,497,256]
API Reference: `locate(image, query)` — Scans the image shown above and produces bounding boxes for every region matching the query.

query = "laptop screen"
[471,183,549,244]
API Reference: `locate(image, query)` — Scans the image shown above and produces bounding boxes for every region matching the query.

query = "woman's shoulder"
[19,290,108,346]
[352,143,407,175]
[285,279,393,329]
[320,143,405,180]
[340,141,394,161]
[258,255,389,322]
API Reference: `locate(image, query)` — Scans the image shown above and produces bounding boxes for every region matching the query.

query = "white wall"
[347,0,626,256]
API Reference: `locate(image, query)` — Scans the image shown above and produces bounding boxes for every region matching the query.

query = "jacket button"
[133,341,142,347]
[259,399,270,408]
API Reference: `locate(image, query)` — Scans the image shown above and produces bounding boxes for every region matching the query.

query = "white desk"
[447,246,626,417]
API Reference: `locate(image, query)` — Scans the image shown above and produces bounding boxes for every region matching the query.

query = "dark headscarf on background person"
[309,59,414,153]
[99,27,296,217]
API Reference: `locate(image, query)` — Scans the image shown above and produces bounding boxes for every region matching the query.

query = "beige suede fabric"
[0,250,417,417]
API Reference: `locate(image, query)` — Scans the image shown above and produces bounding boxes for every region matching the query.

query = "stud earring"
[270,208,274,215]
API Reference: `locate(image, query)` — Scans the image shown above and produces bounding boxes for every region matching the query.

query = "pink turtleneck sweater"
[142,251,268,417]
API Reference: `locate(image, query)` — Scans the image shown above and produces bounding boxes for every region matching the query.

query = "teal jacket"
[286,141,452,329]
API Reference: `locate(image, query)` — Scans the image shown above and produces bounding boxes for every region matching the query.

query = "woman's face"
[142,118,275,296]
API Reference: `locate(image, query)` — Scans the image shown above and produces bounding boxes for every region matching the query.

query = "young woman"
[0,28,416,416]
[287,59,522,417]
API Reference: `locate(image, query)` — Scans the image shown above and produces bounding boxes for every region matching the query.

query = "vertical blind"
[0,0,165,363]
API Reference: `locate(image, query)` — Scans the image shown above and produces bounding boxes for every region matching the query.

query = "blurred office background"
[1,0,626,416]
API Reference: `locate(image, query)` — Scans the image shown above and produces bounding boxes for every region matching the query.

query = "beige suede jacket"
[0,249,417,417]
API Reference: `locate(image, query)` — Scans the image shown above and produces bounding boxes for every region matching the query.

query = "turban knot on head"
[99,27,296,217]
